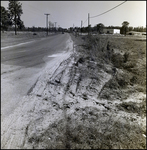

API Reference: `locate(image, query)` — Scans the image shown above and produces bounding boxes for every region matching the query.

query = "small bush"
[111,53,124,68]
[117,78,128,88]
[116,101,146,116]
[123,52,129,63]
[123,61,136,70]
[130,76,138,84]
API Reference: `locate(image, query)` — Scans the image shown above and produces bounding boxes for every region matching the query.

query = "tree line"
[1,1,146,35]
[70,22,146,36]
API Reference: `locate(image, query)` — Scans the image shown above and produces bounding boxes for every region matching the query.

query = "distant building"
[126,31,146,36]
[103,29,120,34]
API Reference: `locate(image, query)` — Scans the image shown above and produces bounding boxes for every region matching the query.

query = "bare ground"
[1,33,146,149]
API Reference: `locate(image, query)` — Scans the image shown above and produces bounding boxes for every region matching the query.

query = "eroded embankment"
[1,34,146,149]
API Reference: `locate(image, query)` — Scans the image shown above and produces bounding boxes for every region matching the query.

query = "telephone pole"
[81,20,83,35]
[73,24,74,33]
[54,22,57,28]
[44,13,50,36]
[58,25,60,32]
[54,22,57,33]
[88,13,90,35]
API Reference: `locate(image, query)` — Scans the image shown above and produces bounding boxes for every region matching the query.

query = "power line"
[90,1,127,18]
[23,3,43,16]
[23,2,44,14]
[82,18,88,26]
[23,7,41,17]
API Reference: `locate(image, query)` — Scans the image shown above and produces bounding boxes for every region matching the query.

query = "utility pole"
[58,25,60,32]
[73,24,74,34]
[44,13,50,36]
[88,13,90,35]
[81,20,83,35]
[54,22,57,33]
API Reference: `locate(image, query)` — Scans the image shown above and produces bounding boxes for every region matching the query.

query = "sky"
[1,1,146,28]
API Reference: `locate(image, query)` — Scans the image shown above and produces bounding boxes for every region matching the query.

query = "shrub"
[111,53,124,68]
[123,52,129,63]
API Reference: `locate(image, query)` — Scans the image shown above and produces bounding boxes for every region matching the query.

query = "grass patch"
[26,107,146,149]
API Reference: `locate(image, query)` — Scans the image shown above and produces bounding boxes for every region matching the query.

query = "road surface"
[1,33,72,121]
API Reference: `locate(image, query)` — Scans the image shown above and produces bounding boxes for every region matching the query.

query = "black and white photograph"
[1,1,146,149]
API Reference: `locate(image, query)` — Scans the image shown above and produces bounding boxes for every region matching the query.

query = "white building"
[103,29,120,34]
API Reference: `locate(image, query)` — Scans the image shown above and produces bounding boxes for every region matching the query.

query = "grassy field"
[1,31,53,47]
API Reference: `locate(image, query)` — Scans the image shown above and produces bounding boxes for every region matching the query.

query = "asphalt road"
[1,33,71,120]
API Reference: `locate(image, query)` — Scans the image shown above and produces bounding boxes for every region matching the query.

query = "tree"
[1,6,12,32]
[16,15,25,30]
[96,23,104,34]
[8,0,23,35]
[121,21,129,36]
[128,26,133,31]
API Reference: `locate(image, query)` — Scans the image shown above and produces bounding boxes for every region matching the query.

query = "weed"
[116,101,146,116]
[123,52,129,63]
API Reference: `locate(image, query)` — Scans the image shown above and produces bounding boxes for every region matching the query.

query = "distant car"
[62,32,64,34]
